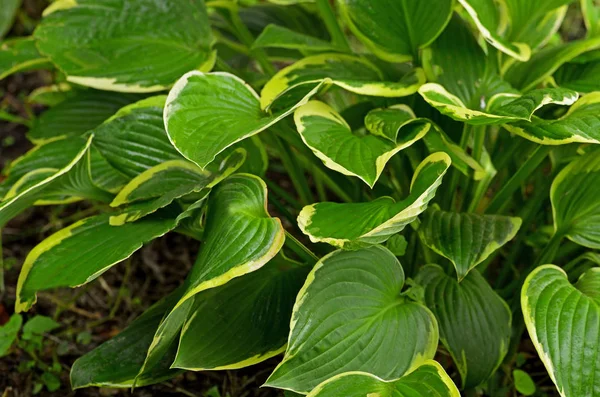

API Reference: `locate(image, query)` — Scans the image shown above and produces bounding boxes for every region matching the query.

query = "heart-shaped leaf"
[91,96,184,178]
[337,0,454,62]
[265,246,439,394]
[505,92,600,144]
[164,71,322,169]
[177,174,285,304]
[298,152,451,249]
[35,0,215,92]
[173,254,309,370]
[294,101,429,187]
[306,361,459,397]
[417,265,512,388]
[418,209,522,280]
[137,175,285,378]
[522,265,600,396]
[260,54,425,111]
[551,149,600,248]
[0,37,50,80]
[14,204,195,313]
[109,151,244,225]
[71,290,182,388]
[419,84,578,125]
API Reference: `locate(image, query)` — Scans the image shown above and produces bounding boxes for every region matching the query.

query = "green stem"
[316,0,351,52]
[272,134,314,206]
[284,231,319,266]
[448,124,472,211]
[229,9,276,76]
[485,145,551,214]
[0,231,4,301]
[266,179,302,209]
[535,231,564,268]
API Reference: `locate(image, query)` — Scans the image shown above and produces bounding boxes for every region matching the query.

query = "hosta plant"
[3,0,600,395]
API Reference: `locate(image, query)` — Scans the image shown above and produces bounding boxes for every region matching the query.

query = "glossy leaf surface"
[551,149,600,248]
[265,246,439,393]
[298,153,451,249]
[522,265,600,396]
[417,265,512,388]
[338,0,454,62]
[307,360,459,397]
[294,101,428,187]
[35,0,215,92]
[418,209,521,280]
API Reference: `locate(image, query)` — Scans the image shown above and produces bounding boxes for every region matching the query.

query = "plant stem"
[272,134,314,206]
[316,0,351,52]
[229,9,276,76]
[448,124,472,211]
[485,145,551,214]
[535,231,564,267]
[284,231,319,265]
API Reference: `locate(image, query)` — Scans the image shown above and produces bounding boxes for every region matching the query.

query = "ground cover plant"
[2,0,600,395]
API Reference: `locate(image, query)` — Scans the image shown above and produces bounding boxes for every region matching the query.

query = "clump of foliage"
[2,0,600,395]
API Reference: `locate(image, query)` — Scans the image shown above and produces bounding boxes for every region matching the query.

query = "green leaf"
[422,15,517,109]
[91,96,183,178]
[253,24,340,52]
[0,314,22,357]
[71,291,182,388]
[164,71,322,169]
[522,265,600,396]
[0,135,112,228]
[364,103,486,180]
[298,152,451,249]
[457,0,531,61]
[386,235,407,256]
[419,84,578,125]
[418,209,522,280]
[35,0,215,92]
[294,101,429,187]
[504,92,600,144]
[0,0,20,38]
[41,372,61,392]
[138,174,284,378]
[551,149,600,248]
[1,137,91,197]
[172,254,309,370]
[15,211,185,312]
[504,37,600,91]
[28,90,141,143]
[582,0,600,37]
[22,315,60,336]
[554,61,600,93]
[173,174,285,305]
[416,265,512,388]
[338,0,454,62]
[28,83,75,107]
[503,0,574,44]
[109,151,244,225]
[260,53,425,111]
[306,360,459,397]
[513,369,536,396]
[0,37,51,80]
[265,246,439,394]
